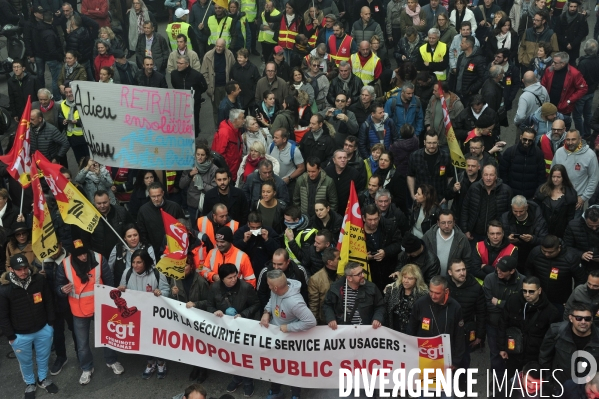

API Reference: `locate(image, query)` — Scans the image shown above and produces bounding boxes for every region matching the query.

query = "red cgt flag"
[0,97,32,187]
[155,209,189,280]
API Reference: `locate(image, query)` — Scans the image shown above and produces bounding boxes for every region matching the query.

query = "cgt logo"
[418,338,445,360]
[101,304,141,351]
[571,350,598,384]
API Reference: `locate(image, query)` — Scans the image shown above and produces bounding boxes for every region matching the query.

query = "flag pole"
[19,187,24,215]
[344,278,348,323]
[101,216,129,248]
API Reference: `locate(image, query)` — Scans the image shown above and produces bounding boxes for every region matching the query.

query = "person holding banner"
[117,249,170,379]
[260,269,317,399]
[384,263,429,334]
[54,239,124,385]
[207,263,260,396]
[109,224,156,289]
[59,84,90,165]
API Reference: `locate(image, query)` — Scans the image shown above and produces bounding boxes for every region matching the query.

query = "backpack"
[125,267,160,286]
[388,92,421,127]
[269,140,297,166]
[210,150,230,173]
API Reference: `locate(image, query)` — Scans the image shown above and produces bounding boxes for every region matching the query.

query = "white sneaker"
[107,361,124,375]
[79,368,94,385]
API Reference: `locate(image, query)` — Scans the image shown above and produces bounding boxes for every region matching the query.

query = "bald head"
[359,40,371,57]
[360,6,371,22]
[551,119,566,140]
[522,71,537,86]
[215,38,226,53]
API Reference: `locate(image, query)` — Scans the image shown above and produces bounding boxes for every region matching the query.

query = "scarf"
[40,100,55,112]
[9,271,31,290]
[368,155,379,173]
[338,73,352,93]
[527,3,539,18]
[286,13,295,26]
[262,101,275,118]
[405,5,421,26]
[376,166,395,187]
[244,156,264,182]
[565,10,577,24]
[193,160,212,190]
[64,97,77,131]
[293,83,303,91]
[136,11,145,34]
[566,141,583,154]
[312,127,324,141]
[495,31,511,49]
[71,250,99,283]
[284,215,305,229]
[65,61,79,77]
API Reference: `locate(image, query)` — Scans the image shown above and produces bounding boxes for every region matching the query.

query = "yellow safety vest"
[166,22,193,51]
[350,52,379,85]
[284,228,317,265]
[60,101,83,137]
[239,15,247,48]
[207,15,232,47]
[240,0,257,22]
[258,9,280,44]
[419,42,447,81]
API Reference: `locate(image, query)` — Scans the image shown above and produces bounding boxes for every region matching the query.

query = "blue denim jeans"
[573,92,595,139]
[73,315,117,371]
[11,324,54,385]
[36,58,62,100]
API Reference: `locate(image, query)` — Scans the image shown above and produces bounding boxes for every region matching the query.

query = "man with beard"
[55,240,124,385]
[202,168,249,225]
[564,270,599,327]
[498,276,561,375]
[423,210,472,276]
[499,129,546,198]
[471,220,518,282]
[538,119,566,175]
[554,0,588,64]
[490,48,519,112]
[446,154,481,222]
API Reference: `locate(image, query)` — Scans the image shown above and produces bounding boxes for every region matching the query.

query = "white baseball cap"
[175,8,189,18]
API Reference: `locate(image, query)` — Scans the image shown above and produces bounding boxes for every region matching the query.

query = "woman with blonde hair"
[236,141,280,188]
[96,26,124,57]
[383,264,428,332]
[242,116,272,156]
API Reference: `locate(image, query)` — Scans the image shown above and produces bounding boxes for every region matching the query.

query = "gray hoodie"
[513,82,549,125]
[120,266,171,297]
[264,279,316,332]
[552,141,599,201]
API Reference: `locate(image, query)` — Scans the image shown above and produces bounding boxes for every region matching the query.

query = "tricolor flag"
[0,97,32,187]
[336,181,370,279]
[31,158,59,260]
[156,209,189,280]
[437,84,466,169]
[33,151,101,233]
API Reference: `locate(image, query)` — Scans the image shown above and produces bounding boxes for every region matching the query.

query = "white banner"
[94,285,452,389]
[69,82,194,170]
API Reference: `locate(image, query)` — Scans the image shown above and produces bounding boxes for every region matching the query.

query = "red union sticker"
[101,304,141,351]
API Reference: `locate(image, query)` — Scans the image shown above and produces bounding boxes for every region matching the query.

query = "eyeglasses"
[521,289,538,295]
[572,315,593,322]
[349,270,364,277]
[15,232,28,237]
[552,128,564,132]
[521,138,534,143]
[335,99,346,102]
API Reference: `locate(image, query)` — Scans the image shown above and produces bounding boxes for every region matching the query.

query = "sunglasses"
[521,289,538,294]
[572,315,593,322]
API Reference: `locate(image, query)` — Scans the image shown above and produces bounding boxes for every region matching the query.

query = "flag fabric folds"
[156,209,189,280]
[437,84,466,169]
[0,97,32,187]
[33,151,101,233]
[213,0,228,9]
[336,181,370,279]
[31,160,59,260]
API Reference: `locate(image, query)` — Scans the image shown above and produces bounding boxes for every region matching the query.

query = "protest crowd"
[2,0,599,397]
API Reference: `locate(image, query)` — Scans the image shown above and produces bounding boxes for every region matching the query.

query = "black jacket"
[500,200,549,254]
[8,73,39,118]
[65,26,94,63]
[407,148,454,202]
[366,217,402,292]
[35,21,64,62]
[407,294,465,367]
[30,121,70,162]
[577,54,599,93]
[526,244,586,305]
[172,271,210,310]
[453,106,499,150]
[74,204,134,260]
[498,292,561,368]
[394,36,423,66]
[455,47,487,97]
[0,267,55,341]
[554,11,589,58]
[447,274,486,342]
[534,185,577,238]
[230,61,262,109]
[499,142,546,199]
[233,224,281,277]
[408,203,440,237]
[202,186,249,226]
[564,211,599,273]
[206,279,261,320]
[480,77,508,127]
[256,260,309,308]
[471,236,518,281]
[446,170,481,221]
[323,277,385,325]
[483,270,524,326]
[137,199,186,255]
[136,70,168,88]
[423,225,472,275]
[397,244,441,284]
[135,32,171,72]
[310,210,343,245]
[170,67,208,102]
[324,164,360,215]
[539,321,599,383]
[327,74,364,106]
[460,178,513,235]
[298,123,336,167]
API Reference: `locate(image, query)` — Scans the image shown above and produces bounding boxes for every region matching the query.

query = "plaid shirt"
[408,148,454,201]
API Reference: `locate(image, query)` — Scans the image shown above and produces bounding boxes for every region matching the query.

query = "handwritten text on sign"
[70,82,195,170]
[94,285,452,389]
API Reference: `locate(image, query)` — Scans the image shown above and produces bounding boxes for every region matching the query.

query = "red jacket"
[94,53,114,81]
[540,65,588,115]
[82,0,110,27]
[211,120,242,181]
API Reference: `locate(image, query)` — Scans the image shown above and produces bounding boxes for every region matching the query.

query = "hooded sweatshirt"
[264,279,316,332]
[552,141,599,201]
[120,266,171,297]
[514,82,549,126]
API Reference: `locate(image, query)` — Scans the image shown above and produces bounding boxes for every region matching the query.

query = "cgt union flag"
[437,84,466,169]
[155,209,189,280]
[336,181,369,279]
[33,151,101,233]
[0,97,32,187]
[30,159,59,260]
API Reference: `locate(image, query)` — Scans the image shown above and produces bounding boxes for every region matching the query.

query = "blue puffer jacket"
[524,107,572,142]
[383,89,424,137]
[357,114,399,158]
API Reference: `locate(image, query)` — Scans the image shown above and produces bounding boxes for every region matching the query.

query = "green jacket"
[293,169,338,216]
